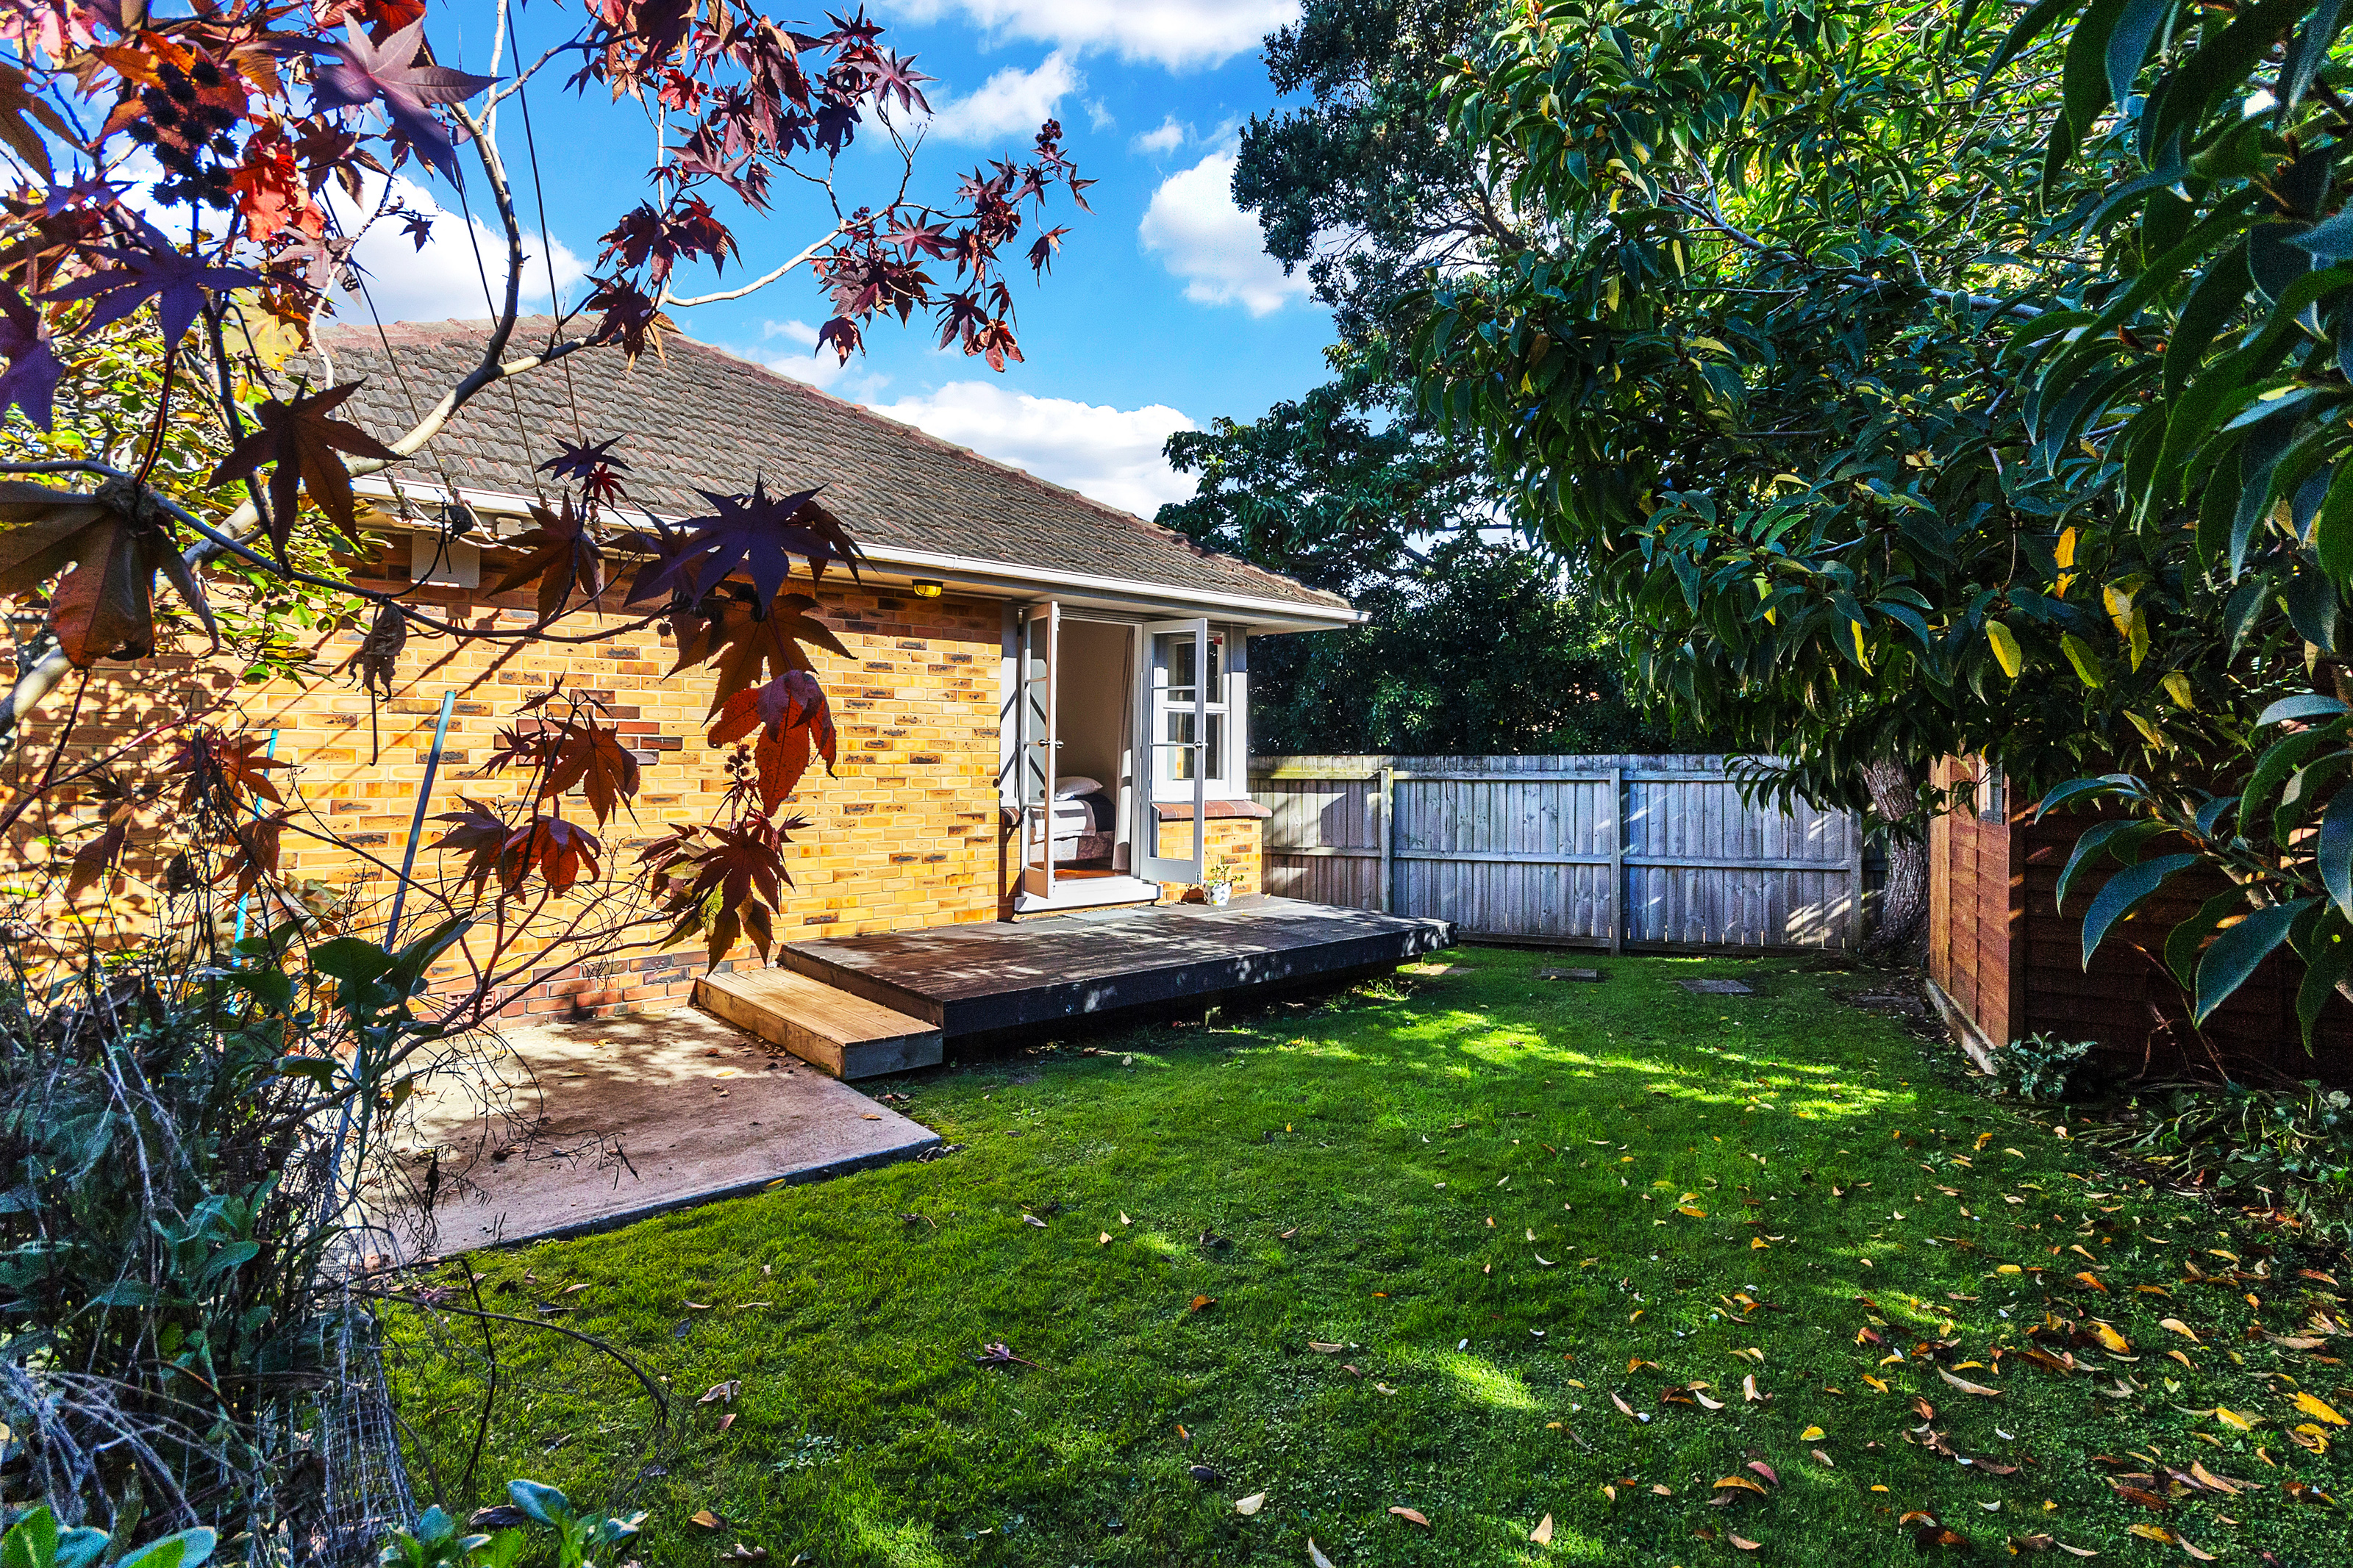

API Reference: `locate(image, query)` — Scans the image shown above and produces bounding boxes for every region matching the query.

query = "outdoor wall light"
[911,578,945,598]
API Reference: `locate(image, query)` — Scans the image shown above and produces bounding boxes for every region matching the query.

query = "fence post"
[1847,812,1867,951]
[1377,764,1395,914]
[1607,765,1624,955]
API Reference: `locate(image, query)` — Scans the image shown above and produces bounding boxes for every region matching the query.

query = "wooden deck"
[776,895,1454,1042]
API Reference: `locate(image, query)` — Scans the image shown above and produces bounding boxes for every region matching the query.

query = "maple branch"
[663,223,846,309]
[348,99,531,470]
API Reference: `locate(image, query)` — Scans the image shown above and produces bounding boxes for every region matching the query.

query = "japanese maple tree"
[0,0,1090,991]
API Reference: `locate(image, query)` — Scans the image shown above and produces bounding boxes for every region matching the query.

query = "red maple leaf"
[0,480,215,666]
[431,801,603,894]
[643,815,799,966]
[707,669,834,809]
[485,496,603,622]
[668,589,852,716]
[229,120,326,245]
[171,728,290,815]
[208,381,401,554]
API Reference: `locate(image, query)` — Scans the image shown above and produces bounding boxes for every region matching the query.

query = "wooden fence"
[1249,754,1865,951]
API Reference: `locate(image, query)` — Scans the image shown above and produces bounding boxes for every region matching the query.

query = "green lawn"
[386,951,2352,1566]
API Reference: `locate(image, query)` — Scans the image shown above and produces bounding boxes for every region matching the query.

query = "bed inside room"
[1038,617,1135,876]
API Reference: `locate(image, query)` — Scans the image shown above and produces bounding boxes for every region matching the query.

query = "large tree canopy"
[1413,0,2353,1020]
[1163,0,1669,759]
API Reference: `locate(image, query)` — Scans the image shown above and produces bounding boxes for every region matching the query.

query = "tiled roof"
[312,318,1350,613]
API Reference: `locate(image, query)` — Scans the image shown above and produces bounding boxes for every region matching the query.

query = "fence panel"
[1250,754,1863,951]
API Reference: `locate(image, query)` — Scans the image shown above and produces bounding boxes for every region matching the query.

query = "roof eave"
[350,476,1365,631]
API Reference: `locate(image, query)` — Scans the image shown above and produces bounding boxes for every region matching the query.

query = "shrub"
[2085,1081,2353,1247]
[377,1483,643,1568]
[2000,1032,2097,1103]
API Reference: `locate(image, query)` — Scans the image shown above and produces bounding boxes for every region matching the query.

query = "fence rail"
[1249,754,1864,952]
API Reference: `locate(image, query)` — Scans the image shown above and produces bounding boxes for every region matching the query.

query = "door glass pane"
[1160,633,1195,701]
[1157,712,1225,784]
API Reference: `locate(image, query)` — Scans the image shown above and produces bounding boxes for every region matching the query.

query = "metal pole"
[231,728,279,947]
[384,690,455,948]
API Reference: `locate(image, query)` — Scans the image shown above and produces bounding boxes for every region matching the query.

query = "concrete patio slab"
[411,1007,939,1254]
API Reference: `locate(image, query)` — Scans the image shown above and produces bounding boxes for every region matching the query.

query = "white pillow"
[1054,776,1104,798]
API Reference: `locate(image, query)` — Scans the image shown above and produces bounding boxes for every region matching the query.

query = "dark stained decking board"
[777,896,1455,1039]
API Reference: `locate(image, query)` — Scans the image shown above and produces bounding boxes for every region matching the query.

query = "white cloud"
[863,381,1196,517]
[1132,115,1190,154]
[1138,151,1310,315]
[332,175,587,324]
[924,51,1083,142]
[891,0,1299,70]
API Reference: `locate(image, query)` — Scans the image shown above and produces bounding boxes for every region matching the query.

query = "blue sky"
[351,1,1334,518]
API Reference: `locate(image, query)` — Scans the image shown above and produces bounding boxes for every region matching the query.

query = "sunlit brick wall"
[13,539,1005,1019]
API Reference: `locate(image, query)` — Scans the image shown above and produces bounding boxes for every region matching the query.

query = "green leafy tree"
[1406,0,2271,954]
[1166,0,1668,759]
[1413,0,2353,1003]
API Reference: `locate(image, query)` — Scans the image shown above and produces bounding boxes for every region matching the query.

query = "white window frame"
[1147,623,1241,803]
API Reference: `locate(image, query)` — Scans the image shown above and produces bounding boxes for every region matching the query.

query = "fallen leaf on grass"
[1307,1539,1337,1568]
[2157,1317,2200,1342]
[1388,1507,1429,1528]
[1938,1367,2002,1397]
[1799,1425,1826,1441]
[1235,1492,1265,1517]
[2292,1391,2348,1425]
[699,1381,741,1404]
[718,1413,735,1431]
[2186,1461,2245,1495]
[2090,1322,2129,1353]
[1810,1448,1835,1467]
[1189,1295,1216,1312]
[1307,1341,1346,1353]
[1747,1461,1779,1486]
[2214,1406,2258,1431]
[689,1510,724,1531]
[1530,1514,1554,1545]
[1714,1475,1768,1497]
[1727,1533,1760,1552]
[1743,1374,1769,1403]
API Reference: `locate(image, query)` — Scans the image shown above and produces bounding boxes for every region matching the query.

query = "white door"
[1139,617,1209,883]
[1016,602,1060,896]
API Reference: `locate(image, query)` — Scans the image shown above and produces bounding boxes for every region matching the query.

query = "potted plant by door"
[1202,855,1238,906]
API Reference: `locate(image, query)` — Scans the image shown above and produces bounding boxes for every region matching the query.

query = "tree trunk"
[1860,756,1927,962]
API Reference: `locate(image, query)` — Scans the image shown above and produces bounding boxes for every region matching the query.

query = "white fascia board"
[351,475,1365,632]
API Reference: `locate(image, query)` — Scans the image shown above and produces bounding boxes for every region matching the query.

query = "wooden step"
[694,967,943,1080]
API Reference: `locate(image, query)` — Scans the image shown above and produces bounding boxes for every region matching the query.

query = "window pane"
[1163,709,1196,781]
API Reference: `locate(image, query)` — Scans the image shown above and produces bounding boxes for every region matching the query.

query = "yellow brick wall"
[1153,817,1263,904]
[13,546,1007,1018]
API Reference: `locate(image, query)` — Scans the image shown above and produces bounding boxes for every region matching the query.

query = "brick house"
[243,318,1357,1015]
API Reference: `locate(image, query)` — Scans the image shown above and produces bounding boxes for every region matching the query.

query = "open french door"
[1015,601,1060,897]
[1138,617,1208,884]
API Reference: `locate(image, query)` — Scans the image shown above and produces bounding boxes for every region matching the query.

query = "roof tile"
[314,318,1346,612]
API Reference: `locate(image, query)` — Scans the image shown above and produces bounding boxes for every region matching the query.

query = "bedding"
[1044,790,1116,864]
